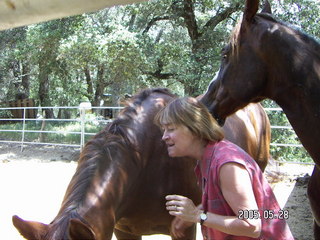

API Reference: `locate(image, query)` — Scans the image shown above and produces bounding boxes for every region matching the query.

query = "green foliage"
[1,0,318,102]
[271,0,320,40]
[0,0,319,162]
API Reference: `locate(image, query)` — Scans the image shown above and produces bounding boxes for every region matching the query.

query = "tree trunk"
[93,65,105,107]
[84,66,94,103]
[38,63,54,118]
[21,62,30,98]
[177,0,242,96]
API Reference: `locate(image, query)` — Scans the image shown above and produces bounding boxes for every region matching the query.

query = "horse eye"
[221,45,230,60]
[221,54,228,60]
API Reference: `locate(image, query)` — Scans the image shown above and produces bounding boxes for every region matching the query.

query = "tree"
[0,0,318,109]
[0,27,31,100]
[127,0,244,96]
[27,16,84,117]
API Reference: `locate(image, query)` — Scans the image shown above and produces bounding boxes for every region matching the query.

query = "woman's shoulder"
[212,140,253,166]
[213,139,245,154]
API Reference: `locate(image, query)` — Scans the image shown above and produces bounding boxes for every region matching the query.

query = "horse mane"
[229,12,320,57]
[108,87,175,138]
[48,88,175,239]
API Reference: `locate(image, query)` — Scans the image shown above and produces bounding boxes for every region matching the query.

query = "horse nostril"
[211,112,225,126]
[217,118,225,126]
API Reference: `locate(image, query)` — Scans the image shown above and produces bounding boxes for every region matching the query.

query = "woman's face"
[161,123,196,158]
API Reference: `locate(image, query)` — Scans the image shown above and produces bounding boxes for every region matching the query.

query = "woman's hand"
[170,217,194,239]
[165,195,201,223]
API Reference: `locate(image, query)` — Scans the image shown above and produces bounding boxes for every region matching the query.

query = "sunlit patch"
[86,170,114,207]
[154,97,166,108]
[127,128,138,144]
[206,69,220,91]
[268,24,279,34]
[235,110,256,139]
[314,61,320,78]
[0,153,16,162]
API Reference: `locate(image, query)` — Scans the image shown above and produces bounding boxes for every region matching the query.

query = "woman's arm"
[166,163,261,238]
[218,162,261,237]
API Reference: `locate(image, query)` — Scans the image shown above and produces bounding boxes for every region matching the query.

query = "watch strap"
[200,211,207,225]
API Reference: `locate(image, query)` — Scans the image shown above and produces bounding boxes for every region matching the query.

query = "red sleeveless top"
[195,140,294,240]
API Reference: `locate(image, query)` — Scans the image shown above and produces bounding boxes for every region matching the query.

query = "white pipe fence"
[0,105,313,164]
[0,105,123,150]
[264,108,303,148]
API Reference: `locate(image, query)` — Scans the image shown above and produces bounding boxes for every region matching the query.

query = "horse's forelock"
[228,13,280,59]
[228,19,242,59]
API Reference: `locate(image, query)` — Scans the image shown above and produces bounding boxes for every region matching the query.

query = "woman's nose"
[162,131,169,141]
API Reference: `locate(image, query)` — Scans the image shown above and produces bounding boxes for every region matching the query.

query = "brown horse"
[221,103,270,171]
[13,88,270,240]
[201,0,320,238]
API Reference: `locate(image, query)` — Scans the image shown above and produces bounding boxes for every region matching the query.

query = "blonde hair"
[154,97,224,142]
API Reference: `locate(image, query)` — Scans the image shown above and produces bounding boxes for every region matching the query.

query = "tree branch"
[142,59,176,80]
[143,16,171,34]
[181,0,200,42]
[200,2,243,36]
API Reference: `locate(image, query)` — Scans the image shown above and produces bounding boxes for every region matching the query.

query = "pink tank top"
[195,140,294,240]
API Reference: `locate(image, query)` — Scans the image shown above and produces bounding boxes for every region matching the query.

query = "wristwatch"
[200,211,207,225]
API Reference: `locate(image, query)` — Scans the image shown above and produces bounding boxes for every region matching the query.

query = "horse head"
[201,0,272,123]
[13,214,96,240]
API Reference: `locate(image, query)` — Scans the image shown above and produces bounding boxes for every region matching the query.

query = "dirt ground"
[0,143,315,240]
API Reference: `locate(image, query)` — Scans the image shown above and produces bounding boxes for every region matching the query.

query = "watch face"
[200,213,207,221]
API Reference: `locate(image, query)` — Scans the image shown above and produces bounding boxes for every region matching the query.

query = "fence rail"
[264,108,304,148]
[0,105,123,150]
[0,105,313,164]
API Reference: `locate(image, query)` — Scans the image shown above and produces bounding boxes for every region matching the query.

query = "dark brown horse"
[201,0,320,238]
[13,88,270,240]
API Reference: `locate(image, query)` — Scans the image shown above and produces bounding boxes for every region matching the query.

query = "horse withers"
[201,0,320,237]
[13,88,270,240]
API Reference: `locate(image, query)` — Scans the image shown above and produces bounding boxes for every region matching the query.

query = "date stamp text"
[238,209,289,220]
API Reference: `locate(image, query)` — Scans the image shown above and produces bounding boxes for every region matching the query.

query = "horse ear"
[243,0,259,23]
[12,215,48,240]
[69,218,96,240]
[261,0,272,14]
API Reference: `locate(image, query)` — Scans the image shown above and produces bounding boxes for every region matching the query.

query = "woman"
[154,97,293,239]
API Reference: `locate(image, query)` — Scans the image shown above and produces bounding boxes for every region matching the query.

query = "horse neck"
[83,157,140,216]
[52,139,142,238]
[268,56,320,165]
[260,22,320,165]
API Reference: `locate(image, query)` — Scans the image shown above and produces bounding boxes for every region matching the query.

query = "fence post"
[20,107,26,151]
[79,102,91,149]
[80,107,85,150]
